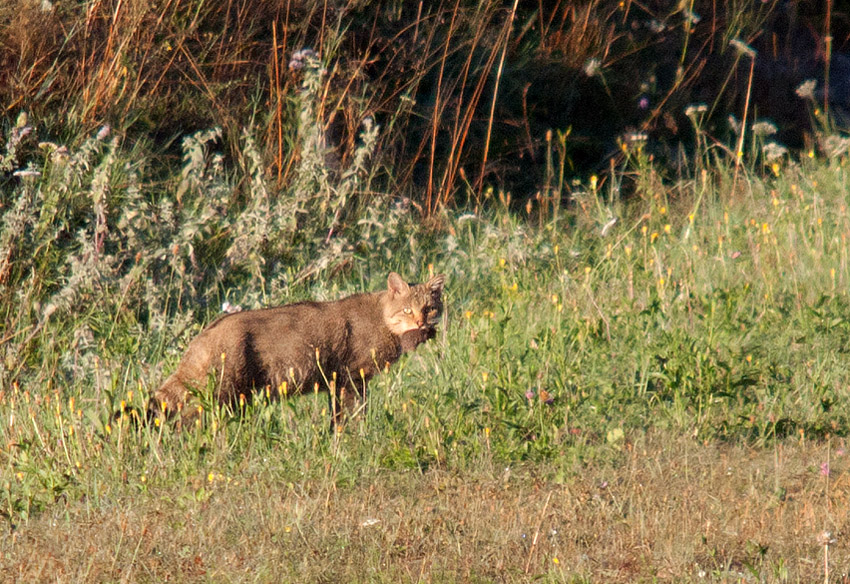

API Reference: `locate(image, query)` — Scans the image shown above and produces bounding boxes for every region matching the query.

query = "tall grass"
[1,0,801,210]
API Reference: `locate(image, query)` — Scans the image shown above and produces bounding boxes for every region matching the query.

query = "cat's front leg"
[399,325,436,352]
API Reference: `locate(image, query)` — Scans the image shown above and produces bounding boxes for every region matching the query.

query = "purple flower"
[820,462,830,476]
[288,47,317,71]
[525,390,535,401]
[638,96,650,110]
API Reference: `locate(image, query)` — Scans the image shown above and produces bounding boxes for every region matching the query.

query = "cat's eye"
[403,308,413,315]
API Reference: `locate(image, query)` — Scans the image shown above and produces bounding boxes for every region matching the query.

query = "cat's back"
[195,300,333,346]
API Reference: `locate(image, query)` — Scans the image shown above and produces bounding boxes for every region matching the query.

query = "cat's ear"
[426,274,445,296]
[387,272,410,297]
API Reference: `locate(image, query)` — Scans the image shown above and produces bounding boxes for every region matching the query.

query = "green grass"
[3,120,850,580]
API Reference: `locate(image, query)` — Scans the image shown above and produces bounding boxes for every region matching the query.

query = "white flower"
[685,104,708,118]
[795,79,817,100]
[751,120,777,137]
[730,38,756,58]
[583,58,601,77]
[762,142,788,162]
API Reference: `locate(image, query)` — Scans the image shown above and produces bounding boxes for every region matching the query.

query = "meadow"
[2,1,850,582]
[3,116,850,581]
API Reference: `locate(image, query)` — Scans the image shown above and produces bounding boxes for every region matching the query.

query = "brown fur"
[150,272,445,426]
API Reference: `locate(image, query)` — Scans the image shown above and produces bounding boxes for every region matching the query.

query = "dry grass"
[2,432,846,583]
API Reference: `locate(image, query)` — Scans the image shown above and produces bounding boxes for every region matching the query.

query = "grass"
[1,436,845,581]
[3,124,850,580]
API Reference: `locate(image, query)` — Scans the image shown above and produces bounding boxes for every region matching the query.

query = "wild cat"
[150,272,445,426]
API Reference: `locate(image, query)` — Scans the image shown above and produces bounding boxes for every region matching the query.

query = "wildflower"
[683,8,700,24]
[751,120,777,137]
[624,132,648,144]
[728,115,741,134]
[583,58,601,77]
[795,79,817,100]
[526,390,535,401]
[288,47,317,71]
[820,462,830,476]
[648,20,665,33]
[96,125,111,140]
[638,96,649,110]
[763,142,787,162]
[730,38,756,58]
[684,103,708,118]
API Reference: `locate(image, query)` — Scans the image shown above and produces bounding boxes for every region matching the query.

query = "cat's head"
[383,272,445,336]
